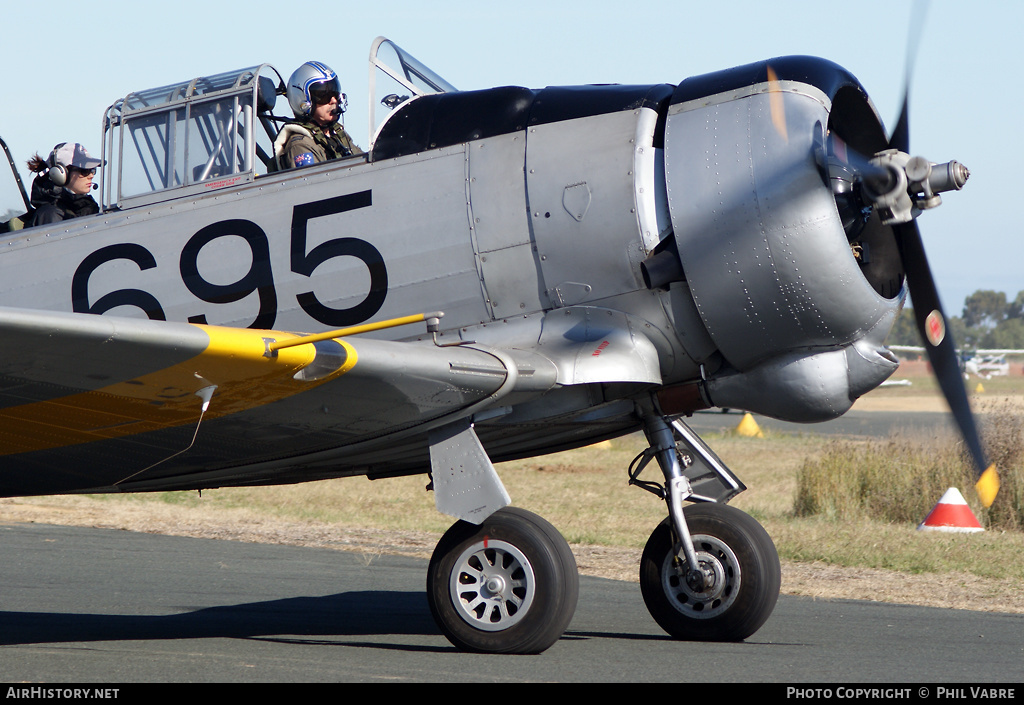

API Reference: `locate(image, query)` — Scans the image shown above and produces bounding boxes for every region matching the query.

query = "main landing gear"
[426,507,578,654]
[425,413,779,653]
[633,414,780,641]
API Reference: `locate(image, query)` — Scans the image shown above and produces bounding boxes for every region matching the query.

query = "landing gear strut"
[635,413,780,641]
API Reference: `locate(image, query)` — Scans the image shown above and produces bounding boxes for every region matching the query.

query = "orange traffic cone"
[917,488,984,533]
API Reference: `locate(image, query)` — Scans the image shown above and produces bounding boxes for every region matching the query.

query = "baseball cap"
[50,143,103,170]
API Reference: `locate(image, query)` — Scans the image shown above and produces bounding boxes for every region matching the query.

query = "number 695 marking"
[71,190,388,329]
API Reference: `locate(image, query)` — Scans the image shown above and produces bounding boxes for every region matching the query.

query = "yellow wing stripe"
[0,324,357,456]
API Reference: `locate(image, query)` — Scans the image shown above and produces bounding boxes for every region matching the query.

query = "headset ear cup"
[47,143,67,186]
[48,164,67,186]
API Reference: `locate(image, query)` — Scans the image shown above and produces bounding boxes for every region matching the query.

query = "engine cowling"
[661,57,903,421]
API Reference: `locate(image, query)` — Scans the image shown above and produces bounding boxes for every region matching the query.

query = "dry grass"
[795,399,1024,532]
[974,398,1024,531]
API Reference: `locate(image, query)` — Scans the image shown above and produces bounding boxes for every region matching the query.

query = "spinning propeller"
[879,93,999,508]
[767,4,999,507]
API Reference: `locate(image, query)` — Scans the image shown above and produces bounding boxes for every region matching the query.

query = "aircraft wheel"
[427,507,578,654]
[640,503,780,641]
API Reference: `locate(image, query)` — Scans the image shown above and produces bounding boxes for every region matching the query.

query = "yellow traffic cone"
[735,413,764,438]
[975,383,985,393]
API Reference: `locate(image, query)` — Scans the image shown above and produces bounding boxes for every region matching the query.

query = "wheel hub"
[664,534,741,619]
[689,555,727,598]
[449,539,536,632]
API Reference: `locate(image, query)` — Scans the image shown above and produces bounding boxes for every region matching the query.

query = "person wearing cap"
[25,143,102,227]
[275,61,362,170]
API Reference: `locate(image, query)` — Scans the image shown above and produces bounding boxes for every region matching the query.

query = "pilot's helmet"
[287,61,345,118]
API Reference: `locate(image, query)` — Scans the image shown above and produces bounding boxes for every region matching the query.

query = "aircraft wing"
[0,307,527,512]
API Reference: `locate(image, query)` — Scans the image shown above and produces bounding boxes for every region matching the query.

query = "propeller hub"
[860,150,970,225]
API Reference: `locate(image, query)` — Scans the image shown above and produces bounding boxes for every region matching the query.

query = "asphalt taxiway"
[685,407,957,438]
[2,521,1021,683]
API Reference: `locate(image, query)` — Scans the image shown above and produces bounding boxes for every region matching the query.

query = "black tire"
[427,507,579,654]
[640,503,780,641]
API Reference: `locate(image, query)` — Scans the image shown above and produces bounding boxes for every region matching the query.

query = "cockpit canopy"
[96,38,457,210]
[100,65,289,210]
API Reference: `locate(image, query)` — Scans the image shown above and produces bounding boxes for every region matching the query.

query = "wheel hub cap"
[484,575,507,595]
[449,539,536,632]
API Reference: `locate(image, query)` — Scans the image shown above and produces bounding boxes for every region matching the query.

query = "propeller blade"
[889,0,927,154]
[766,65,789,142]
[880,1,997,504]
[889,94,910,153]
[896,220,999,506]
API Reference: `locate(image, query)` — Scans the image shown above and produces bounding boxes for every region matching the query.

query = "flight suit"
[276,121,362,170]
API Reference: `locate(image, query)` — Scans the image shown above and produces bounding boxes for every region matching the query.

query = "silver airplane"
[0,37,998,654]
[889,345,1023,380]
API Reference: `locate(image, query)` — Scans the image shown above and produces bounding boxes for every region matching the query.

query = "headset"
[47,143,67,186]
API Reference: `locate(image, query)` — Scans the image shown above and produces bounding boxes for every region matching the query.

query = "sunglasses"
[70,167,97,176]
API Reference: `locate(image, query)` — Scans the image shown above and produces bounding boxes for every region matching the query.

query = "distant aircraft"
[889,345,1022,379]
[0,35,995,654]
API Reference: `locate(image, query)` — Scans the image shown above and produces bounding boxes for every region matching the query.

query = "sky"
[1,0,1019,314]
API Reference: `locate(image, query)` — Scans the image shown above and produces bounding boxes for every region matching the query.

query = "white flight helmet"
[287,61,346,118]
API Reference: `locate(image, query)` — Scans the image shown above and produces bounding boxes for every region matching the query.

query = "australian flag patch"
[294,153,316,167]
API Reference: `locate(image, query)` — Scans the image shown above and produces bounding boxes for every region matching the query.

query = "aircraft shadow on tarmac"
[1,588,689,651]
[0,591,445,649]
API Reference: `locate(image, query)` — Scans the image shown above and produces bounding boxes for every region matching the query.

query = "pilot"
[25,143,102,227]
[276,61,362,169]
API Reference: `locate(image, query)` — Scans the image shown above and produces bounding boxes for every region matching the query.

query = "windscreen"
[369,37,457,146]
